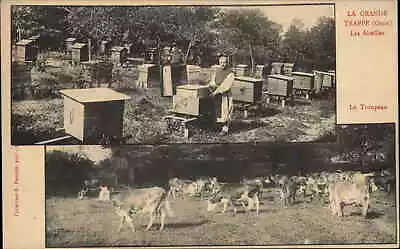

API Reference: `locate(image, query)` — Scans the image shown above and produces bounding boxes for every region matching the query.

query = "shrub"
[45,151,96,197]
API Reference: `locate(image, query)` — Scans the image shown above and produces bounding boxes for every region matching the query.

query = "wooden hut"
[59,88,130,143]
[15,39,38,62]
[111,46,128,66]
[266,74,294,107]
[292,72,315,99]
[71,43,89,65]
[232,76,263,103]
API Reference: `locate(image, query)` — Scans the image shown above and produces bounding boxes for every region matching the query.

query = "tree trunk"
[249,43,255,75]
[88,38,92,62]
[184,40,193,64]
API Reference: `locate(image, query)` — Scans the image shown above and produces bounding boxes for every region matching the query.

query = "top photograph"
[10,4,336,145]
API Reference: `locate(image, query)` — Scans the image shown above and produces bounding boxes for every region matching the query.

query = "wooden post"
[88,39,92,62]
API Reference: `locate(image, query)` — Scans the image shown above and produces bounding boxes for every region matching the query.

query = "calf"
[241,177,264,199]
[111,186,173,231]
[328,175,378,217]
[207,182,260,215]
[279,177,300,207]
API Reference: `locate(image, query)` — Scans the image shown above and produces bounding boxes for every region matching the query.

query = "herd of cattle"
[77,168,395,232]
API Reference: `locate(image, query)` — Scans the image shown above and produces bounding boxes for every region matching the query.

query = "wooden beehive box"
[266,74,294,97]
[100,40,112,56]
[81,60,113,86]
[136,64,160,88]
[172,84,210,116]
[328,70,336,87]
[186,65,201,84]
[270,62,284,75]
[28,35,40,49]
[65,38,77,53]
[322,71,335,88]
[232,76,263,103]
[254,65,267,79]
[59,88,130,143]
[292,72,315,91]
[282,63,295,76]
[71,43,89,65]
[111,46,128,65]
[15,39,38,62]
[234,64,248,77]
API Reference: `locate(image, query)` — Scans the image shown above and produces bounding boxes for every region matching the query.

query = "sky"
[222,5,334,33]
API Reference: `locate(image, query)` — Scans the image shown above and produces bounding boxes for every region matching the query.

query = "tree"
[280,19,308,67]
[305,16,335,70]
[216,9,282,73]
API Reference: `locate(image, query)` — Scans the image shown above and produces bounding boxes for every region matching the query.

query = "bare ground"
[45,187,396,247]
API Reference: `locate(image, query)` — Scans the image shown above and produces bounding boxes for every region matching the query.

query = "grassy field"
[45,186,397,247]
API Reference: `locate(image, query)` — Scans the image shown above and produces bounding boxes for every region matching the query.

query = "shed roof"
[60,88,131,103]
[71,43,87,49]
[16,39,34,46]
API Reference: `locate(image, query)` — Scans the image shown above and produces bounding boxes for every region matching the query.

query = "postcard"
[2,0,398,248]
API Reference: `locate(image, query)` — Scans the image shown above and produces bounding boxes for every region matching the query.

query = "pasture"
[45,185,396,247]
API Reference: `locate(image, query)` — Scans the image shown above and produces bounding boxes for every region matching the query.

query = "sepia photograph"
[45,123,396,247]
[11,4,336,145]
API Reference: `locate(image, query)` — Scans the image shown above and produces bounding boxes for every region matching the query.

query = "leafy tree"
[45,151,95,196]
[216,9,282,73]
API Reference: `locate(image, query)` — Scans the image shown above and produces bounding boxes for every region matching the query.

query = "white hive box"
[172,84,210,116]
[59,88,130,143]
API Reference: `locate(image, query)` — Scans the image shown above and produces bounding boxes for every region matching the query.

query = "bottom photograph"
[45,124,397,247]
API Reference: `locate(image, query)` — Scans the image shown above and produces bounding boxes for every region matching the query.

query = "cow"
[207,182,261,215]
[305,175,329,203]
[328,174,378,217]
[167,177,198,199]
[279,177,301,207]
[111,186,173,232]
[241,177,264,199]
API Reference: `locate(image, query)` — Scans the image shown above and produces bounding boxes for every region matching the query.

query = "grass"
[45,187,397,247]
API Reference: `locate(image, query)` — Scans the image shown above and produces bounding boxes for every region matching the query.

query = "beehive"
[71,43,89,65]
[100,40,112,56]
[186,65,201,84]
[266,74,294,97]
[282,63,295,76]
[28,35,40,49]
[313,70,335,91]
[145,48,158,63]
[234,64,248,77]
[111,46,128,65]
[328,70,336,87]
[59,88,130,143]
[136,64,160,88]
[232,76,263,103]
[292,72,315,91]
[254,65,266,79]
[65,38,77,54]
[15,39,37,62]
[124,43,134,57]
[270,62,284,75]
[172,84,210,116]
[81,60,113,86]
